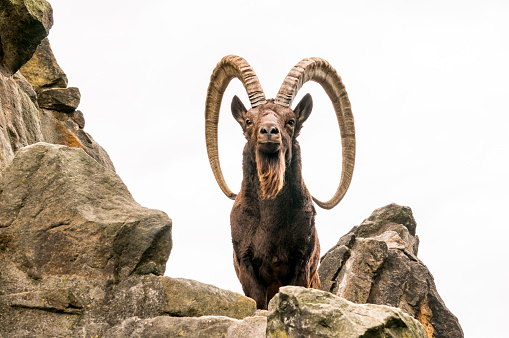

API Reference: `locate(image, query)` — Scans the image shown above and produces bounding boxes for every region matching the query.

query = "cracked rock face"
[267,286,427,338]
[319,203,463,338]
[0,143,172,283]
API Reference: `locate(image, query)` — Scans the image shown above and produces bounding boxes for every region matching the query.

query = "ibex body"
[205,56,355,309]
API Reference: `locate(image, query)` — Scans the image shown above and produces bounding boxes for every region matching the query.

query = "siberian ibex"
[205,56,355,309]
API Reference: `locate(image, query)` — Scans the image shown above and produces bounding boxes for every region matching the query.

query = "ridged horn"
[275,57,355,210]
[205,55,267,199]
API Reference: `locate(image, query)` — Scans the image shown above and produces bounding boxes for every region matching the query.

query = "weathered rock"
[0,143,171,282]
[3,288,83,314]
[105,315,267,338]
[0,67,114,172]
[0,0,53,74]
[0,68,45,168]
[37,87,80,112]
[267,286,426,337]
[319,203,463,338]
[19,37,68,90]
[37,108,115,171]
[161,277,256,319]
[0,270,259,336]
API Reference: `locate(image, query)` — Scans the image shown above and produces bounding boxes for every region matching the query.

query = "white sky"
[47,1,508,336]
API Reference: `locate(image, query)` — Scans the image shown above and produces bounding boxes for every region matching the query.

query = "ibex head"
[230,95,312,199]
[205,56,355,209]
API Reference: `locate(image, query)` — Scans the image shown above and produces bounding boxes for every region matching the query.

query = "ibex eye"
[287,119,295,126]
[246,120,252,126]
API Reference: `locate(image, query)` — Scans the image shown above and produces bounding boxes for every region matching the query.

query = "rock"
[38,108,115,171]
[19,37,68,90]
[319,203,463,338]
[161,277,256,319]
[0,2,114,173]
[3,288,83,314]
[267,286,427,337]
[0,271,259,336]
[37,87,81,112]
[0,0,53,74]
[0,68,45,168]
[105,315,267,338]
[71,110,85,129]
[0,143,171,282]
[0,67,114,171]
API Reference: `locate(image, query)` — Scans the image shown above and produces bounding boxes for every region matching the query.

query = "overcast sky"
[47,1,508,336]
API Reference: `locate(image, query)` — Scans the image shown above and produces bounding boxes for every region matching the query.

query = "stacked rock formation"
[319,203,464,337]
[0,0,461,337]
[0,0,113,171]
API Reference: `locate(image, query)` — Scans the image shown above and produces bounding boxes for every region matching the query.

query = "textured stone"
[37,87,80,112]
[0,143,171,282]
[0,273,262,337]
[105,315,267,338]
[0,0,53,74]
[161,277,256,319]
[0,68,45,168]
[319,203,463,338]
[0,68,113,172]
[3,288,83,314]
[38,108,115,171]
[267,286,427,337]
[19,37,68,90]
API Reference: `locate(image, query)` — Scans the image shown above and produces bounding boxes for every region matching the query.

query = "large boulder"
[319,203,463,338]
[0,0,53,75]
[0,143,171,282]
[267,286,426,337]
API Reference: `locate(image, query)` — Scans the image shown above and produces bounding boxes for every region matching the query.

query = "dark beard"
[256,150,286,200]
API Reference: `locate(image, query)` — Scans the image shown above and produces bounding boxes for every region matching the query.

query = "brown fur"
[230,94,320,309]
[256,149,285,200]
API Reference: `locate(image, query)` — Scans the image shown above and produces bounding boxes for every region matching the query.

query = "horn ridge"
[205,55,266,200]
[276,57,356,210]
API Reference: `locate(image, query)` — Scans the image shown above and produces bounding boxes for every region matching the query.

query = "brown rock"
[0,0,53,74]
[319,203,464,338]
[19,37,68,90]
[38,87,80,112]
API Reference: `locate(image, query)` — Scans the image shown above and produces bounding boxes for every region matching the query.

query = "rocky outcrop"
[0,143,257,337]
[267,286,426,337]
[0,0,114,172]
[319,203,463,338]
[0,0,53,75]
[0,143,171,283]
[105,315,267,338]
[19,37,68,90]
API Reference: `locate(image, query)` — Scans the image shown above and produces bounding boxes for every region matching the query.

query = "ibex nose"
[260,125,279,135]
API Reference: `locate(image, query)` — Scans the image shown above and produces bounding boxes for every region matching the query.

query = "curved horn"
[205,55,267,200]
[275,58,355,210]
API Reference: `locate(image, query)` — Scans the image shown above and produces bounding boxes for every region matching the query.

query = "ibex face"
[231,95,312,199]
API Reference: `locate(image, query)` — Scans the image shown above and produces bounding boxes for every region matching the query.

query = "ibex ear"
[231,95,248,127]
[294,93,313,134]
